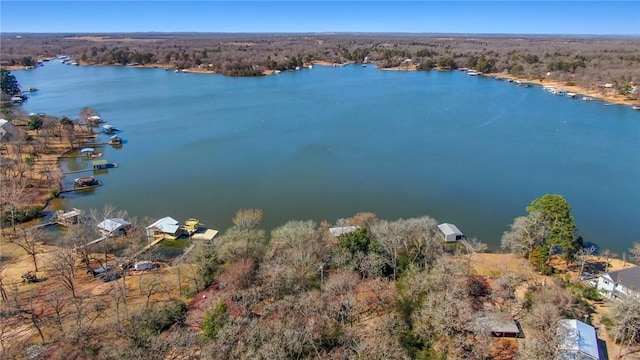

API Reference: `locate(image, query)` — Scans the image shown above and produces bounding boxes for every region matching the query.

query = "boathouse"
[146,216,183,240]
[437,223,465,242]
[92,159,109,169]
[97,218,132,237]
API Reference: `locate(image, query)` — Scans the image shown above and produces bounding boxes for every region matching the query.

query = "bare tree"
[13,226,48,272]
[49,247,78,298]
[610,293,640,357]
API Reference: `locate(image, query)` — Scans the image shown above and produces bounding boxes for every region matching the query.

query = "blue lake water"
[13,61,640,253]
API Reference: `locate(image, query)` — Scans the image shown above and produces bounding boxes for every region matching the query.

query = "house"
[146,216,182,240]
[97,218,131,237]
[0,119,20,142]
[557,319,600,360]
[437,223,465,242]
[329,226,359,237]
[596,266,640,298]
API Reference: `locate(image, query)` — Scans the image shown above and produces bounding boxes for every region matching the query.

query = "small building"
[437,223,465,242]
[329,226,359,237]
[0,118,20,142]
[97,218,132,237]
[146,216,182,240]
[474,312,522,338]
[557,319,600,360]
[596,266,640,299]
[92,159,109,169]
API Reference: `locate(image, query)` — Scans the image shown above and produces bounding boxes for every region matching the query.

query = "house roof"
[329,226,359,237]
[0,118,19,142]
[474,312,520,334]
[557,319,600,360]
[604,266,640,292]
[437,223,463,236]
[97,218,131,233]
[146,216,180,234]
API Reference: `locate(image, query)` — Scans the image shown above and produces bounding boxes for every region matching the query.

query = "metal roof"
[558,319,600,360]
[146,216,180,234]
[437,223,463,236]
[81,148,95,153]
[97,218,131,233]
[92,159,109,166]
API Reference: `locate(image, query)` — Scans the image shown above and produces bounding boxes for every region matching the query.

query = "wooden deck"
[59,183,101,193]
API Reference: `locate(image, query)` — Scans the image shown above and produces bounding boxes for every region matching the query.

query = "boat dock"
[59,183,102,193]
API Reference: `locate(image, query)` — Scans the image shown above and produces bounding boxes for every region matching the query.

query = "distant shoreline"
[8,60,637,107]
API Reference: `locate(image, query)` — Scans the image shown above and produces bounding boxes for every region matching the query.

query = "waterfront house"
[329,226,359,237]
[557,319,600,360]
[146,216,182,240]
[596,266,640,299]
[437,223,465,242]
[97,218,131,237]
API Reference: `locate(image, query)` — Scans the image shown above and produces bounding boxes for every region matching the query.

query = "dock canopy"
[92,159,109,169]
[146,217,181,235]
[97,218,131,235]
[80,148,95,153]
[437,223,465,242]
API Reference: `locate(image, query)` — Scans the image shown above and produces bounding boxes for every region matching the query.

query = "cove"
[14,61,640,254]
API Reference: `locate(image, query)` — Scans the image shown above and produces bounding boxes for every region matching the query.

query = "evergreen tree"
[1,68,21,95]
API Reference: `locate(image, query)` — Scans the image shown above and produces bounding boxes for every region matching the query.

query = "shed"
[474,312,522,338]
[557,319,600,360]
[53,208,84,226]
[0,119,20,142]
[97,218,131,237]
[146,216,182,239]
[92,159,109,169]
[437,223,465,242]
[329,226,359,237]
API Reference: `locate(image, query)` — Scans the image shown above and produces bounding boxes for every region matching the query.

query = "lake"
[13,61,640,254]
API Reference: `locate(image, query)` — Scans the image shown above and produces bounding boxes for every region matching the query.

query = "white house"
[97,218,132,237]
[437,223,465,242]
[557,319,600,360]
[596,266,640,298]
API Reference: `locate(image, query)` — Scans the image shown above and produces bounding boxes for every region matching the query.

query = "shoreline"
[7,61,637,106]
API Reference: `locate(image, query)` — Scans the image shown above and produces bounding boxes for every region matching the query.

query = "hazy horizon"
[1,1,638,36]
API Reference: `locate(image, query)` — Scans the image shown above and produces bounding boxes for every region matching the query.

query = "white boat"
[632,105,640,110]
[566,92,577,98]
[581,96,593,101]
[466,70,480,76]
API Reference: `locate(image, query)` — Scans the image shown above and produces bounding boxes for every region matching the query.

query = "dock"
[133,237,165,258]
[59,184,102,193]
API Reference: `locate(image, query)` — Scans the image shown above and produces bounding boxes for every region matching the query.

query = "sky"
[0,1,638,35]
